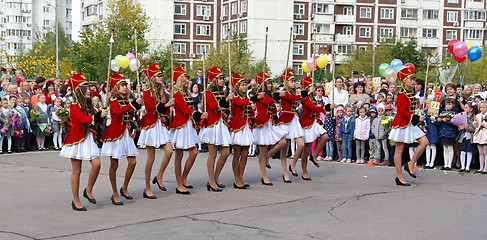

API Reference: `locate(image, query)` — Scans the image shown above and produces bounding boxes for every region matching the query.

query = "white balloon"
[129,58,140,72]
[111,59,120,72]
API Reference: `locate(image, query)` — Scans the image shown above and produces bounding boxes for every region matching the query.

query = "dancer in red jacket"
[170,67,207,194]
[101,72,141,205]
[60,73,107,211]
[252,72,287,185]
[200,66,232,192]
[297,77,329,181]
[138,64,174,199]
[389,67,428,186]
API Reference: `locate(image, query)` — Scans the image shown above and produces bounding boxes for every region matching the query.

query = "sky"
[72,0,81,42]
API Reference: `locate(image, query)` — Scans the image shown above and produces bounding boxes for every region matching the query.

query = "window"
[401,8,418,19]
[223,5,229,16]
[294,4,304,15]
[337,45,353,54]
[359,27,371,38]
[464,10,486,21]
[231,23,237,33]
[447,11,458,22]
[222,26,229,38]
[173,43,186,54]
[174,24,186,35]
[400,27,416,37]
[445,30,457,40]
[422,9,438,20]
[231,3,238,15]
[294,65,304,75]
[174,4,186,15]
[293,44,304,55]
[240,21,247,33]
[43,6,50,12]
[358,46,368,51]
[381,8,394,19]
[240,1,247,13]
[447,0,458,3]
[293,24,304,35]
[315,44,331,54]
[196,25,211,36]
[197,5,211,17]
[196,44,210,55]
[43,19,50,26]
[380,28,393,39]
[465,29,483,39]
[343,26,352,35]
[314,24,330,34]
[315,3,328,14]
[360,7,371,18]
[422,28,437,38]
[344,7,352,15]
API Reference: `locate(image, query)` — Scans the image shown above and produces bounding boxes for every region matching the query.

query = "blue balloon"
[390,59,404,70]
[468,46,482,62]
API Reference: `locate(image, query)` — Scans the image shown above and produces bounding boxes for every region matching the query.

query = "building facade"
[0,0,73,57]
[79,0,486,77]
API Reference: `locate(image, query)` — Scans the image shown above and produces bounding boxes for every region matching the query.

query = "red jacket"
[392,88,417,128]
[277,92,301,125]
[139,90,170,129]
[228,96,254,131]
[204,90,229,128]
[101,97,136,142]
[254,95,276,127]
[169,92,197,130]
[299,97,324,129]
[63,104,96,146]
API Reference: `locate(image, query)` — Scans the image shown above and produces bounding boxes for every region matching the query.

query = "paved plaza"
[1,150,486,240]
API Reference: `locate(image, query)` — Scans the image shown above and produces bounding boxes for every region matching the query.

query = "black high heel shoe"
[243,183,250,188]
[395,177,411,186]
[183,184,194,189]
[261,178,273,186]
[217,183,225,188]
[207,183,222,192]
[289,165,298,177]
[266,163,271,169]
[143,189,157,199]
[152,176,167,191]
[282,175,292,183]
[111,195,123,205]
[83,188,96,204]
[71,201,87,211]
[120,188,133,200]
[302,176,312,181]
[309,155,320,168]
[176,188,191,195]
[404,163,417,178]
[233,183,247,189]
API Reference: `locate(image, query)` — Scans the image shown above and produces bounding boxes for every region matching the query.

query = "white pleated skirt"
[303,120,327,143]
[388,125,425,144]
[137,119,171,147]
[253,120,287,145]
[60,132,100,161]
[101,130,139,159]
[171,120,199,149]
[231,123,254,146]
[279,115,304,140]
[200,119,232,146]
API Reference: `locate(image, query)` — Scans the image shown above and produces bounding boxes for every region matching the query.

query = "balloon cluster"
[301,56,329,73]
[378,59,415,83]
[448,39,483,63]
[110,53,141,72]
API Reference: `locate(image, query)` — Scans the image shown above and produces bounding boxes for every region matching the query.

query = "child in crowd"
[435,99,458,170]
[0,98,14,153]
[322,108,335,161]
[353,107,370,164]
[92,96,101,112]
[33,94,50,150]
[12,97,28,152]
[334,105,344,161]
[339,106,355,163]
[372,104,389,165]
[50,97,63,150]
[473,101,487,174]
[457,102,477,172]
[424,109,440,169]
[368,107,377,164]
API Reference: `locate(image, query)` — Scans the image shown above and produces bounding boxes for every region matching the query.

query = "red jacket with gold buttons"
[228,95,254,131]
[277,92,301,125]
[139,90,170,129]
[299,97,324,129]
[169,91,197,130]
[204,90,229,128]
[392,88,416,129]
[63,104,96,146]
[254,95,276,127]
[101,97,136,142]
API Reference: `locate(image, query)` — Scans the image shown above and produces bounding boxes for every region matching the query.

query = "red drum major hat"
[173,66,188,83]
[231,73,244,87]
[255,72,270,85]
[397,65,415,81]
[207,66,224,81]
[68,73,88,90]
[301,76,313,89]
[109,72,128,89]
[144,63,163,80]
[280,70,295,82]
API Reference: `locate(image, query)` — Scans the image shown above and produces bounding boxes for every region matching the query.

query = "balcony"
[335,0,355,5]
[335,34,355,43]
[315,34,333,42]
[335,15,355,24]
[465,1,485,9]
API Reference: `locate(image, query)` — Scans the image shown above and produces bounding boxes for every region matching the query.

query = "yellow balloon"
[466,42,475,49]
[302,61,311,73]
[118,56,130,69]
[317,56,328,69]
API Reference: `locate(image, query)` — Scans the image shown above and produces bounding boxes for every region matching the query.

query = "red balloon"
[313,56,320,69]
[454,55,466,63]
[448,39,459,55]
[404,63,416,74]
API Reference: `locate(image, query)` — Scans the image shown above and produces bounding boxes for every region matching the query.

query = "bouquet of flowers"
[474,115,487,137]
[451,112,468,127]
[1,109,20,134]
[380,115,394,131]
[13,128,23,139]
[439,111,456,119]
[56,107,70,119]
[29,109,42,120]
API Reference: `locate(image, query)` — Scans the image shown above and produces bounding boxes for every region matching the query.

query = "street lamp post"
[47,2,59,79]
